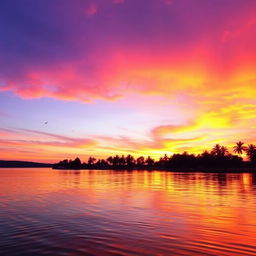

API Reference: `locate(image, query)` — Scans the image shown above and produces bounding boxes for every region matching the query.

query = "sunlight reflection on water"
[0,168,256,255]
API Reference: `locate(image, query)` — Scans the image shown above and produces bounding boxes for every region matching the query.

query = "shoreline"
[52,166,256,173]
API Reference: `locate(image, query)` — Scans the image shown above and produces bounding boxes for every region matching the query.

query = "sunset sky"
[0,0,256,162]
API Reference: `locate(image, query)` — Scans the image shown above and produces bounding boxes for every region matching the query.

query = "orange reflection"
[0,169,256,255]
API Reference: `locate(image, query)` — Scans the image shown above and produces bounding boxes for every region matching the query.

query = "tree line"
[53,141,256,170]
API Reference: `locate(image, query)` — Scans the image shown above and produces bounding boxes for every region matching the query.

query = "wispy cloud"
[0,0,255,103]
[0,0,256,161]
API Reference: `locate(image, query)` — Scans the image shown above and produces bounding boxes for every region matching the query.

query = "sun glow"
[0,0,256,162]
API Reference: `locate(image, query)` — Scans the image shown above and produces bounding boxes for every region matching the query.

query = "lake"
[0,168,256,256]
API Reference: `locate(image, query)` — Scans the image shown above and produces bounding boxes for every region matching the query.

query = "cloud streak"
[0,0,256,161]
[0,0,255,103]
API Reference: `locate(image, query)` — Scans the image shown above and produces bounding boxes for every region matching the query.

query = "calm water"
[0,169,256,256]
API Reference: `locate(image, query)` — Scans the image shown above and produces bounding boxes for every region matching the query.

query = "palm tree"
[211,144,229,157]
[211,144,222,156]
[246,144,256,161]
[233,141,246,155]
[220,146,229,156]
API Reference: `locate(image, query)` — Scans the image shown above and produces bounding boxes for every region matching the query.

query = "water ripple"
[0,168,256,255]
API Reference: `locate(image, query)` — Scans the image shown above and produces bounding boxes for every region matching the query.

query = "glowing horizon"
[0,0,256,162]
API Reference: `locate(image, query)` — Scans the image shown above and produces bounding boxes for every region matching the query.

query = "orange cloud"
[0,0,256,161]
[0,0,255,106]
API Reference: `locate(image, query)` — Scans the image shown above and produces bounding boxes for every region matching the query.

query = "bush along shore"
[53,142,256,172]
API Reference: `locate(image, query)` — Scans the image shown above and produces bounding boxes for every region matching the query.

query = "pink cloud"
[0,128,97,149]
[0,0,254,108]
[1,0,256,162]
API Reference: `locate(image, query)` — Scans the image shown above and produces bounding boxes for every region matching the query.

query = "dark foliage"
[53,143,256,171]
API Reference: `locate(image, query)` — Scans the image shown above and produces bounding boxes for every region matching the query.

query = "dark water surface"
[0,168,256,256]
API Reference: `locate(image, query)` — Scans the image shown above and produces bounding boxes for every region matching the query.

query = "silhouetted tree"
[126,154,135,167]
[88,157,96,165]
[211,144,222,156]
[220,146,229,156]
[70,157,81,169]
[233,141,246,155]
[145,156,154,166]
[136,156,145,167]
[163,154,169,161]
[120,155,126,166]
[113,155,120,166]
[53,143,250,170]
[246,144,256,162]
[107,156,113,166]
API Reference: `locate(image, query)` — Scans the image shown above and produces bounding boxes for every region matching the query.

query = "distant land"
[52,142,256,172]
[0,160,53,168]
